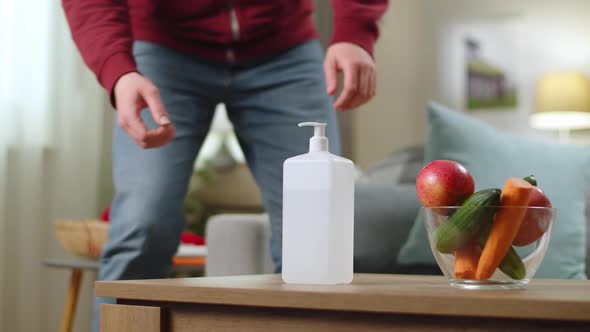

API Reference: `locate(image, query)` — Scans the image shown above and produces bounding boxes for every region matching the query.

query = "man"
[62,0,387,330]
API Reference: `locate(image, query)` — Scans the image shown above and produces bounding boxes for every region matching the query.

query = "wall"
[421,0,590,143]
[354,0,590,169]
[352,0,426,169]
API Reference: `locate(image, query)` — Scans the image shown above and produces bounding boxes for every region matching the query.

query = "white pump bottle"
[282,122,355,285]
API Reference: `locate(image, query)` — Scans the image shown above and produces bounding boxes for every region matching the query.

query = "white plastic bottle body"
[282,154,354,285]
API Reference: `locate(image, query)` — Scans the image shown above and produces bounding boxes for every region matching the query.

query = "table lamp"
[530,72,590,141]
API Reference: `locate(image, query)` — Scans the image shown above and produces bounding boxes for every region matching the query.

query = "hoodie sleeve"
[330,0,389,56]
[62,0,137,102]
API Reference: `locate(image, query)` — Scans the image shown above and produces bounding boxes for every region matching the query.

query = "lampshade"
[530,72,590,130]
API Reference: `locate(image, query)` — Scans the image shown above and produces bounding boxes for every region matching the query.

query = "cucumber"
[435,188,501,254]
[499,247,526,280]
[523,175,537,186]
[476,221,526,280]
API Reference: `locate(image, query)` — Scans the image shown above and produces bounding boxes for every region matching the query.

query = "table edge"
[95,274,590,322]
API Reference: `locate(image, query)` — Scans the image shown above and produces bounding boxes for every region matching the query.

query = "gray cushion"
[353,182,440,274]
[358,146,425,185]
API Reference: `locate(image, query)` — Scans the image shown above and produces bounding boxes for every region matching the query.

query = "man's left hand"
[324,42,376,111]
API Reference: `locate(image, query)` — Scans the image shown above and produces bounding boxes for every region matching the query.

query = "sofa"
[205,146,590,277]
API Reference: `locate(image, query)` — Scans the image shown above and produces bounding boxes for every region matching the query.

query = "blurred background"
[2,0,590,331]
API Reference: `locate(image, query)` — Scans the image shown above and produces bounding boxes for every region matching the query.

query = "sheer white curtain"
[0,1,112,331]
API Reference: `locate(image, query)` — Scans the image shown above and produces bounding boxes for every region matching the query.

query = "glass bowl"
[423,206,555,290]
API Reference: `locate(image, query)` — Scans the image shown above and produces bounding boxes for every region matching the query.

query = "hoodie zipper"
[229,3,240,41]
[226,1,240,63]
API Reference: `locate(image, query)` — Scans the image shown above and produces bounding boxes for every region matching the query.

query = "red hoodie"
[62,1,388,99]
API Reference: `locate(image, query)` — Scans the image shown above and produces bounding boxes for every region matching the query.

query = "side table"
[44,254,205,332]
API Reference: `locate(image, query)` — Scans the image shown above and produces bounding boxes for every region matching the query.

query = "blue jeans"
[94,40,340,331]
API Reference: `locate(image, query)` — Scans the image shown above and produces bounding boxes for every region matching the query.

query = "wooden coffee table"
[96,274,590,332]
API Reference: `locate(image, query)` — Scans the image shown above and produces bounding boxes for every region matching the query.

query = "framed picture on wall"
[437,16,523,113]
[465,36,518,111]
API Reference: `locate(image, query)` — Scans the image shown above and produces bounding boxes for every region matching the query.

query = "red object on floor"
[101,206,110,222]
[99,207,205,247]
[181,231,205,246]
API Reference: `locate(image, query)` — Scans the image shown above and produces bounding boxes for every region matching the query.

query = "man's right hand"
[114,72,175,149]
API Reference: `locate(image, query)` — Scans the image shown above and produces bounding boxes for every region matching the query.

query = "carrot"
[454,241,481,279]
[475,178,533,280]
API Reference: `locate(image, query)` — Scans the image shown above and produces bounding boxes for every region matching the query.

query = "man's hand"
[324,42,377,111]
[114,72,175,148]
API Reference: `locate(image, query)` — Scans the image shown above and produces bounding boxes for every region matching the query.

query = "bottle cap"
[298,122,328,152]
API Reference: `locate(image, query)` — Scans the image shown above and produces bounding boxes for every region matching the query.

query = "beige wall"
[351,0,427,169]
[422,0,590,143]
[353,0,590,170]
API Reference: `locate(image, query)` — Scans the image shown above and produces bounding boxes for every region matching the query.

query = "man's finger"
[144,126,176,148]
[140,86,176,148]
[127,112,175,149]
[361,66,372,99]
[345,67,375,110]
[118,119,147,148]
[369,70,376,97]
[122,110,149,142]
[141,86,171,127]
[351,66,368,108]
[324,57,339,96]
[118,109,143,140]
[333,62,360,111]
[345,92,366,110]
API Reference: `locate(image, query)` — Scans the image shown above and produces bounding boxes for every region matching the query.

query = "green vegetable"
[476,221,526,280]
[498,247,526,280]
[523,175,537,186]
[436,188,501,254]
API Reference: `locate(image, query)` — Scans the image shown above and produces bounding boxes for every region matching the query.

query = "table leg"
[59,268,82,332]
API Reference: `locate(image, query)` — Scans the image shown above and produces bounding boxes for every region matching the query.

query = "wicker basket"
[55,219,109,259]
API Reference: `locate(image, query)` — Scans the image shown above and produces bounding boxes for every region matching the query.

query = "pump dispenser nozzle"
[298,122,328,152]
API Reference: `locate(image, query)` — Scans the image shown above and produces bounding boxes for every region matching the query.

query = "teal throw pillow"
[397,102,590,279]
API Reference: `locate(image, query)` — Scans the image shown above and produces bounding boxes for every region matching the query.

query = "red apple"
[416,160,475,213]
[512,187,552,246]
